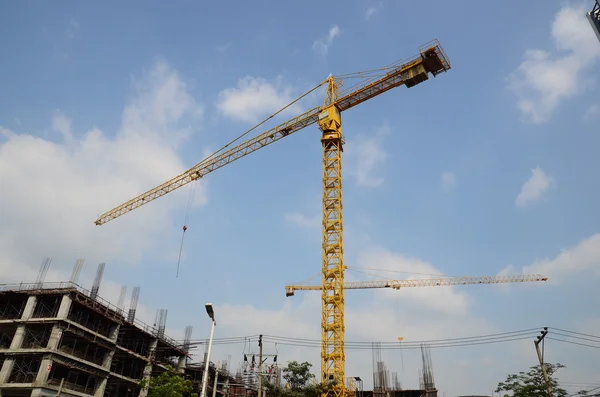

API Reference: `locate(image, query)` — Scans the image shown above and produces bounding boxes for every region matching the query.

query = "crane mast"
[318,76,345,394]
[94,40,452,397]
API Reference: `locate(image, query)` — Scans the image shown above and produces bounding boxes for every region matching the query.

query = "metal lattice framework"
[318,80,346,396]
[0,326,15,348]
[110,351,146,379]
[58,332,109,366]
[117,285,127,315]
[127,286,140,323]
[116,332,152,357]
[8,356,40,383]
[22,325,52,349]
[70,258,85,284]
[285,274,549,295]
[154,308,168,338]
[35,257,52,288]
[0,295,26,320]
[32,295,61,318]
[68,303,114,338]
[48,358,101,395]
[90,262,106,300]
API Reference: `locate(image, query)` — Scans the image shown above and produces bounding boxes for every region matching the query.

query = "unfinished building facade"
[0,282,188,397]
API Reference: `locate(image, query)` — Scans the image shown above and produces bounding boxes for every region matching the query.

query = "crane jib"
[94,40,451,228]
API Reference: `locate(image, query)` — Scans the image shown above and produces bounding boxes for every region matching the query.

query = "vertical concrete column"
[177,355,187,373]
[103,349,115,370]
[21,295,37,320]
[109,323,120,342]
[94,377,108,397]
[30,388,45,397]
[138,339,158,397]
[0,358,15,383]
[46,324,64,350]
[56,294,73,319]
[34,358,52,384]
[9,325,26,350]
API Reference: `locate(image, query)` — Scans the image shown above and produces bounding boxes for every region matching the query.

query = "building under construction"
[0,278,194,397]
[0,259,277,397]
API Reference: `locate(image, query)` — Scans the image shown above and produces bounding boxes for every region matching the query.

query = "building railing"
[0,281,182,350]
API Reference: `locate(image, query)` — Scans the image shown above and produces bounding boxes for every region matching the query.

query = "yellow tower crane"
[94,40,451,397]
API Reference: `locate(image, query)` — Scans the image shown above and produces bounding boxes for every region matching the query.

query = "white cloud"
[345,122,390,187]
[51,110,73,141]
[66,19,79,39]
[0,58,207,283]
[584,103,600,121]
[515,166,554,208]
[312,25,341,58]
[522,233,600,280]
[284,212,320,229]
[497,232,600,284]
[215,75,303,124]
[365,3,383,21]
[507,3,600,124]
[440,171,457,192]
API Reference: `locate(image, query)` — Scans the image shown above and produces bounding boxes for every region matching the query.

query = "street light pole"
[201,303,216,397]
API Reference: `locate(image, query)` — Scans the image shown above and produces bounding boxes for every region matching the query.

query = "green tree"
[283,361,316,390]
[495,363,568,397]
[139,365,198,397]
[265,361,333,397]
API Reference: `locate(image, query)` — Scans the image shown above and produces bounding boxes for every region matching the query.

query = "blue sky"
[1,0,600,395]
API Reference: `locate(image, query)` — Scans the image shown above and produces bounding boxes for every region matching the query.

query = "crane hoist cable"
[176,181,196,278]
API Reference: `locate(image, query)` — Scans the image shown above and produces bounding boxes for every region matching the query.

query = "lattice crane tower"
[94,40,452,397]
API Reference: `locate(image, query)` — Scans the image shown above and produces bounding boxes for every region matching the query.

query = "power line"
[550,327,600,340]
[183,327,600,351]
[551,331,600,344]
[260,328,540,347]
[547,337,600,349]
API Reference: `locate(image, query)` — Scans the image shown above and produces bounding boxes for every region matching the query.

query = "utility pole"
[258,334,263,397]
[534,327,552,397]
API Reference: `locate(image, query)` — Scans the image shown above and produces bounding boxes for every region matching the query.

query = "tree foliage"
[283,361,316,390]
[265,361,332,397]
[139,365,198,397]
[495,363,568,397]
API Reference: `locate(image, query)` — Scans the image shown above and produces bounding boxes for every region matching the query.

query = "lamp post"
[200,303,216,397]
